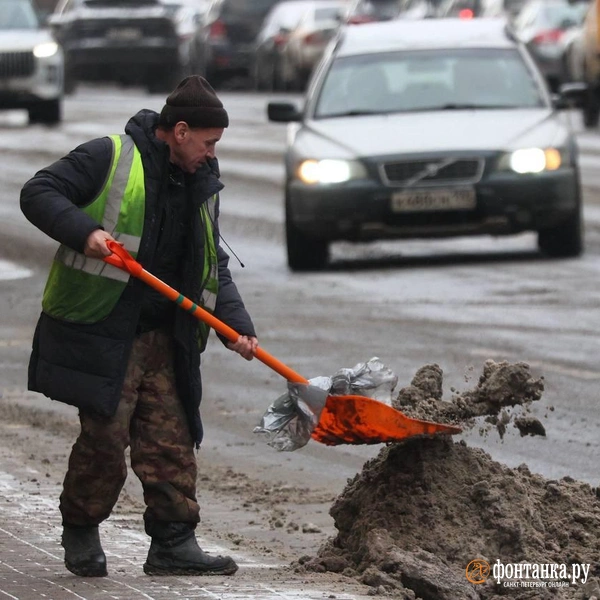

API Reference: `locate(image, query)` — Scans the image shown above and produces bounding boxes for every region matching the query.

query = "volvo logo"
[406,158,456,187]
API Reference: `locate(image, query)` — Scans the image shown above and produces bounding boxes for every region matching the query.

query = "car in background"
[267,18,584,271]
[160,0,210,76]
[344,0,439,23]
[560,16,586,82]
[0,0,63,124]
[279,0,344,90]
[437,0,525,19]
[190,0,281,86]
[48,0,180,93]
[576,0,600,127]
[511,0,589,91]
[252,0,316,91]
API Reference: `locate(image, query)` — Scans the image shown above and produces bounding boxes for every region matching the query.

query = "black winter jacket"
[20,109,256,445]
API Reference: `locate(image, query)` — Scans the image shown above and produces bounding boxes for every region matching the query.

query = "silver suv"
[0,0,64,124]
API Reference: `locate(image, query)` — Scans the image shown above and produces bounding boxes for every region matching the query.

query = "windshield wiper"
[323,110,385,118]
[437,103,519,110]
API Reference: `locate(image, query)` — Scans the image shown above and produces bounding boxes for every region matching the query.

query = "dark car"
[268,18,584,271]
[48,0,181,93]
[190,0,281,86]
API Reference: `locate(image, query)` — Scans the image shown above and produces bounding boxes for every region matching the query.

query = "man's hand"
[227,335,258,361]
[84,229,121,259]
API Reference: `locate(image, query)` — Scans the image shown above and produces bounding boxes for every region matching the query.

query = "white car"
[0,0,64,124]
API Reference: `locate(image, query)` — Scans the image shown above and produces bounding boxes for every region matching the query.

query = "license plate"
[105,27,143,41]
[391,187,476,212]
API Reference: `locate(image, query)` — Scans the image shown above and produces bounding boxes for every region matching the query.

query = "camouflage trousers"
[59,329,200,527]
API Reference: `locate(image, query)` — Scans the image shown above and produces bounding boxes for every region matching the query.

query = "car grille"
[0,51,35,78]
[382,157,484,186]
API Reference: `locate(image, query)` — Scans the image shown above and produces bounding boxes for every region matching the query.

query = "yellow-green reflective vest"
[42,134,219,349]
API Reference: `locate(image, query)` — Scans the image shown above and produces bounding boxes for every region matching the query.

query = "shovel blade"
[311,394,461,445]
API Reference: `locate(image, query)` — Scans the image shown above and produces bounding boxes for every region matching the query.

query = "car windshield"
[353,0,400,18]
[0,0,39,29]
[315,6,342,20]
[314,47,545,118]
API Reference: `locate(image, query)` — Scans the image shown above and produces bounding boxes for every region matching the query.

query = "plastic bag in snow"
[253,357,397,451]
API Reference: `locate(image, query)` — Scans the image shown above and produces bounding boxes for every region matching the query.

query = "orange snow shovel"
[103,242,461,445]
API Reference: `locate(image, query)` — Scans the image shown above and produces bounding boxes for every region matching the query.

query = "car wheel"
[537,209,583,258]
[582,85,600,129]
[285,199,329,271]
[28,99,61,125]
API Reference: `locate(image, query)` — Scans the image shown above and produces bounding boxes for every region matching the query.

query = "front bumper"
[287,168,580,242]
[0,55,63,107]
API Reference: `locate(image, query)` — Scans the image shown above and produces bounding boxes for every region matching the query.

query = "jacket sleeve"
[20,137,113,253]
[211,194,257,345]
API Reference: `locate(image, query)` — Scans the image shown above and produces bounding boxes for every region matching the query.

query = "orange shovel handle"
[103,241,308,385]
[103,242,462,444]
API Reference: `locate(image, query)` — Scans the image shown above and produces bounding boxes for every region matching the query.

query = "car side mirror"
[267,102,302,122]
[554,81,587,109]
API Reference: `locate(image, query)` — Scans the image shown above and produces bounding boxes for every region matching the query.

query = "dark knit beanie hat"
[158,75,229,128]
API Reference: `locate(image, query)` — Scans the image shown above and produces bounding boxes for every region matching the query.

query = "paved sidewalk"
[0,460,371,600]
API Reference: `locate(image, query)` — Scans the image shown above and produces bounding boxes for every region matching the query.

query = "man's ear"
[173,121,189,143]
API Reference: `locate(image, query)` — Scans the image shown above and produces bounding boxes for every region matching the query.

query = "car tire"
[582,84,600,129]
[285,199,328,271]
[537,209,583,258]
[28,99,61,125]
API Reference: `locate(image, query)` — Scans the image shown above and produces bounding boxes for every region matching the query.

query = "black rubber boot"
[61,525,107,577]
[143,522,238,576]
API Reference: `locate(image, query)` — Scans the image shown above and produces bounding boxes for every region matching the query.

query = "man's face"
[174,125,224,173]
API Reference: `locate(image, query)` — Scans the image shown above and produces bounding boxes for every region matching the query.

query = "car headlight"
[499,148,564,174]
[33,42,59,58]
[296,159,367,184]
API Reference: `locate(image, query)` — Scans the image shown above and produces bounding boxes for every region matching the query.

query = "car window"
[314,48,545,118]
[314,6,342,20]
[0,0,40,29]
[352,0,401,19]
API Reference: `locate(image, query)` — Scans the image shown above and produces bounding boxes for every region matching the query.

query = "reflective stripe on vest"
[42,134,145,323]
[197,196,219,349]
